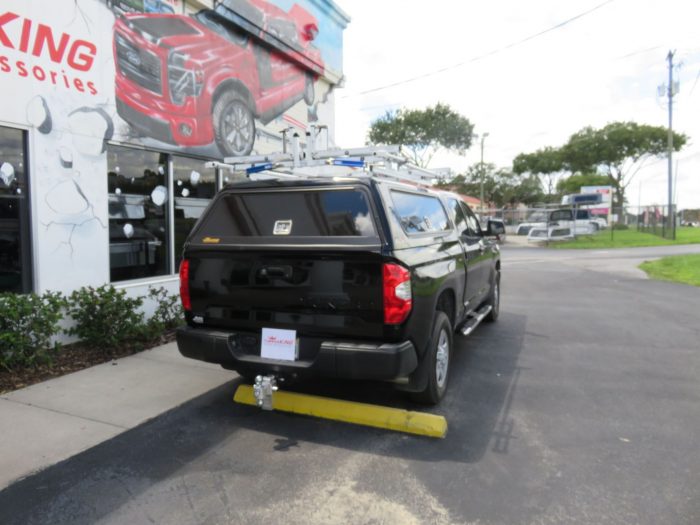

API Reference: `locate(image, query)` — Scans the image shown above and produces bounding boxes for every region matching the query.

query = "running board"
[460,305,492,336]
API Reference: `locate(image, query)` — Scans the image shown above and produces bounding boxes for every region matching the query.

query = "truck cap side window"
[390,191,450,235]
[195,188,377,239]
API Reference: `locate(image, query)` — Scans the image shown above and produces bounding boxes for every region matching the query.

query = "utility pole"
[479,133,489,213]
[666,50,675,239]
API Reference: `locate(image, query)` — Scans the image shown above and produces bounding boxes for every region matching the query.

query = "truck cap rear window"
[195,188,378,239]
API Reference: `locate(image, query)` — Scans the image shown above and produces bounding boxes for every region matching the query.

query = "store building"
[0,0,349,306]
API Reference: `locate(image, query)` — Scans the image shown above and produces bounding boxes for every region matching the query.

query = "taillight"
[179,259,191,312]
[383,263,412,324]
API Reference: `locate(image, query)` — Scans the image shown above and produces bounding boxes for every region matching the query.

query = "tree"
[555,172,611,197]
[512,146,565,197]
[368,103,474,167]
[440,163,544,207]
[511,173,547,205]
[513,122,688,208]
[561,122,687,207]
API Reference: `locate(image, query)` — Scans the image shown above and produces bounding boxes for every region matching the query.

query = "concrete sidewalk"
[0,342,234,490]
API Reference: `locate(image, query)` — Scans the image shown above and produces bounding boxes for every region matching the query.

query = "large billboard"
[0,0,347,293]
[580,185,613,216]
[0,0,346,159]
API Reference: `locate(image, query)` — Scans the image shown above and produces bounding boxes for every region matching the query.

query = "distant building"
[460,195,484,208]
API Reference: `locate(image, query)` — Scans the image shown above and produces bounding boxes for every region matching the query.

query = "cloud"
[336,0,700,208]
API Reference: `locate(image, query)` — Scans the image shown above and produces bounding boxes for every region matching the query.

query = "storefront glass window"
[0,127,30,293]
[172,155,216,269]
[107,145,169,282]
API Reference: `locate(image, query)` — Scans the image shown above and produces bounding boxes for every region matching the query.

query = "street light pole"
[479,132,489,213]
[666,50,675,240]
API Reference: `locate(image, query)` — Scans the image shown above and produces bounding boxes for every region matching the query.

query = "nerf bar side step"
[460,305,492,336]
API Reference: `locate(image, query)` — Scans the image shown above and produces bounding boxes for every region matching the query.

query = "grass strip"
[639,254,700,286]
[551,227,700,249]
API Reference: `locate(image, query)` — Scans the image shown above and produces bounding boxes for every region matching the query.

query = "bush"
[0,291,67,370]
[67,285,145,349]
[145,286,184,334]
[612,223,629,230]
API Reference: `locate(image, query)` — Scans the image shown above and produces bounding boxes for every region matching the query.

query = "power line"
[615,45,664,60]
[343,0,616,99]
[689,68,700,96]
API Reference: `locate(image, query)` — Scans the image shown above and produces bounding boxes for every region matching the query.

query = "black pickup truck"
[176,176,503,404]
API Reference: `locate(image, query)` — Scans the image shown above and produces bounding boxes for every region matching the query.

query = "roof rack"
[206,126,446,188]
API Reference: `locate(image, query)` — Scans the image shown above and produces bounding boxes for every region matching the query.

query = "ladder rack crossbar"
[219,144,444,188]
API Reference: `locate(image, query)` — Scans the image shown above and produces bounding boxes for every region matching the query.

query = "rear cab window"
[460,201,482,236]
[446,197,468,233]
[190,186,380,245]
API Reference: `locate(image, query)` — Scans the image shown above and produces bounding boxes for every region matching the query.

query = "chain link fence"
[476,204,679,242]
[633,205,676,239]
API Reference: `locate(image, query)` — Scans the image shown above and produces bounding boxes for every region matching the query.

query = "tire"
[411,311,453,405]
[213,90,256,157]
[484,270,500,322]
[303,76,315,105]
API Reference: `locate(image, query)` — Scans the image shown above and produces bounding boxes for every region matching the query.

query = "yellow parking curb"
[233,385,448,438]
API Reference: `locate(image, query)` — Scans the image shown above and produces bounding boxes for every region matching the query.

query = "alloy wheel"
[435,328,450,389]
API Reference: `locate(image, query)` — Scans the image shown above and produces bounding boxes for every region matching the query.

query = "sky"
[333,0,700,210]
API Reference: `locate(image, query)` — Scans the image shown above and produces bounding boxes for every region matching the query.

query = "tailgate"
[188,250,384,339]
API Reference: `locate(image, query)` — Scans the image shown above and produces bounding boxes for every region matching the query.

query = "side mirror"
[487,220,505,237]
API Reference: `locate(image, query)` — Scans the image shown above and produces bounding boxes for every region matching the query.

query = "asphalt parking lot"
[1,245,699,525]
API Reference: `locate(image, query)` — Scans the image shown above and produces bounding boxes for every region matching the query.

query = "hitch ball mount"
[253,375,279,410]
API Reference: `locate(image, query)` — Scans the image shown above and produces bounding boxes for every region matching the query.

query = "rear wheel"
[213,90,255,157]
[411,311,452,405]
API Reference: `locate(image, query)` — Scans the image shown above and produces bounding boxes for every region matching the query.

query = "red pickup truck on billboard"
[113,0,323,157]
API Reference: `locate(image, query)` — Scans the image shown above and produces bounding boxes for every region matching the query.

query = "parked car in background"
[517,208,598,238]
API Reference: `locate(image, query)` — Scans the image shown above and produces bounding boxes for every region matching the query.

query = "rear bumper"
[176,326,418,381]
